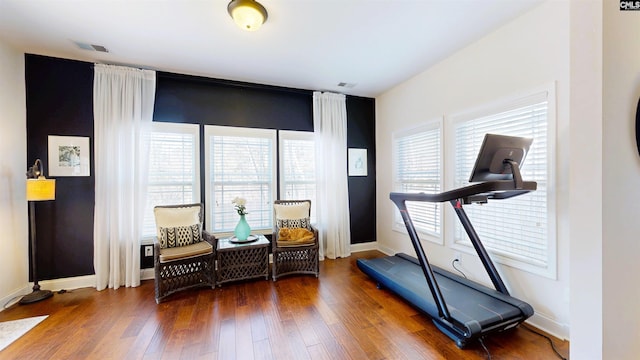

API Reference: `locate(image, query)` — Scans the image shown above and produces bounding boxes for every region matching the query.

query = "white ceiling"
[0,0,542,98]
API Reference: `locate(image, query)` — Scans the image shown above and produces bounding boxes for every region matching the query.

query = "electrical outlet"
[144,245,153,257]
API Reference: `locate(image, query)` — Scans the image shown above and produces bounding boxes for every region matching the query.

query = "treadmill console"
[468,133,533,183]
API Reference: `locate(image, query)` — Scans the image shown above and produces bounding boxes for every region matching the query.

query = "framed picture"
[48,135,90,177]
[348,148,367,176]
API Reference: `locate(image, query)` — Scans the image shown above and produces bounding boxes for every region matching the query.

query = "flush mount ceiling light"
[228,0,268,31]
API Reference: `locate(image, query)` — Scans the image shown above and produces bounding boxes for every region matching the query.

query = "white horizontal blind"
[206,126,276,233]
[393,123,441,238]
[142,122,200,238]
[279,130,317,222]
[453,93,548,267]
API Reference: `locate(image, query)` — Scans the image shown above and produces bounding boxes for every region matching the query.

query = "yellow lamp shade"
[26,177,56,201]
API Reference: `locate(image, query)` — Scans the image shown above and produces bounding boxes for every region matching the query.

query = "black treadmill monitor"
[468,133,533,182]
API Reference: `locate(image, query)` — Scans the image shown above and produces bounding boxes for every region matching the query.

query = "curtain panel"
[313,91,351,259]
[93,64,156,290]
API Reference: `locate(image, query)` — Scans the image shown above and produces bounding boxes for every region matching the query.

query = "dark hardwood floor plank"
[218,318,237,360]
[327,322,372,360]
[235,302,256,360]
[87,316,138,359]
[124,313,163,359]
[252,338,274,360]
[306,342,332,360]
[0,250,569,360]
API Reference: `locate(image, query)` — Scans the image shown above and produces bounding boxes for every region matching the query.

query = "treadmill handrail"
[388,178,538,321]
[390,180,536,205]
[450,199,509,294]
[396,205,452,321]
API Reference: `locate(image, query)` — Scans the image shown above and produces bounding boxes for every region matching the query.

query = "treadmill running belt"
[357,254,531,346]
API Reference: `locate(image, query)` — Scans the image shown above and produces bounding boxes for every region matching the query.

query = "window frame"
[142,121,200,241]
[204,125,277,236]
[278,130,317,223]
[392,118,444,244]
[444,84,557,279]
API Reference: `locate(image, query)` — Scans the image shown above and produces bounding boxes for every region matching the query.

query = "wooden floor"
[0,250,568,360]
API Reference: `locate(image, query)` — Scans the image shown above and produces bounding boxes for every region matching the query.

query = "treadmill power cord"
[452,259,467,279]
[478,337,492,360]
[521,324,568,360]
[449,258,565,359]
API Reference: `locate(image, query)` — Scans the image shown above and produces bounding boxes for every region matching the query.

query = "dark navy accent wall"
[347,96,376,244]
[25,54,95,280]
[25,54,376,279]
[154,72,314,131]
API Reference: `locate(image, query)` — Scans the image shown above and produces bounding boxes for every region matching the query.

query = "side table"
[216,234,270,286]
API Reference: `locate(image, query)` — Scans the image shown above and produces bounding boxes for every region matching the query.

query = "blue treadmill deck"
[357,253,533,347]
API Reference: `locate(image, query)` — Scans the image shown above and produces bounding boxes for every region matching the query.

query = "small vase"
[234,214,251,241]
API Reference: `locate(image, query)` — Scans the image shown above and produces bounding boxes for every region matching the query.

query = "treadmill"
[357,134,536,348]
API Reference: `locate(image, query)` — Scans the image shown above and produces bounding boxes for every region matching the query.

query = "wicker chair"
[153,203,215,303]
[272,200,319,281]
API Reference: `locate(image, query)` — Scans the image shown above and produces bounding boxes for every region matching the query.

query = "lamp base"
[19,289,53,305]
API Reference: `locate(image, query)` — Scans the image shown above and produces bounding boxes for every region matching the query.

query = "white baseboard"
[350,241,378,253]
[0,275,97,312]
[1,270,160,312]
[349,241,393,256]
[38,275,97,292]
[141,268,155,281]
[0,287,30,310]
[376,244,395,256]
[526,311,570,341]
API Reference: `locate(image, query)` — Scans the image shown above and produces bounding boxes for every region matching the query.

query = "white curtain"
[313,91,351,259]
[93,64,156,290]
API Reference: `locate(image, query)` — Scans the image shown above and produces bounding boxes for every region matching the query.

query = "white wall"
[602,0,640,358]
[376,1,571,339]
[568,0,603,357]
[0,39,28,306]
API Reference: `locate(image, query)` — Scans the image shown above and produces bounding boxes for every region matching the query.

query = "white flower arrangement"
[232,197,248,215]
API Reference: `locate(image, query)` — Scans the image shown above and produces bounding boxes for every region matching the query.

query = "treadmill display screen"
[468,133,533,183]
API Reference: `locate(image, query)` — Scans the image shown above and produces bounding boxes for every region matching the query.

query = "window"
[392,120,442,242]
[205,125,277,234]
[142,122,200,238]
[279,130,317,222]
[447,89,555,277]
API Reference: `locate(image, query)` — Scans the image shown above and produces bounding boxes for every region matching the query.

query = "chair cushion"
[154,205,201,236]
[159,240,213,263]
[154,205,202,249]
[274,202,310,220]
[277,227,315,246]
[276,217,311,229]
[159,224,202,248]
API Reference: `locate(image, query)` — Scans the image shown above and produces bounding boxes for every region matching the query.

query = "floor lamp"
[21,159,55,305]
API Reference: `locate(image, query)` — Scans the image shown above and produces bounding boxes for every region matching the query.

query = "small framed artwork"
[348,148,367,176]
[48,135,90,177]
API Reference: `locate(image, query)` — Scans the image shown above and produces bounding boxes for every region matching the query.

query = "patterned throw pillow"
[159,224,202,248]
[277,217,310,229]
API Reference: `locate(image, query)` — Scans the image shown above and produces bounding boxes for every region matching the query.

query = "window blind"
[279,130,317,222]
[393,123,441,238]
[453,94,549,267]
[142,123,200,238]
[206,126,276,233]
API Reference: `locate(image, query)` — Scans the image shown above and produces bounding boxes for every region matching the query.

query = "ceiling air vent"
[74,41,109,53]
[337,82,356,88]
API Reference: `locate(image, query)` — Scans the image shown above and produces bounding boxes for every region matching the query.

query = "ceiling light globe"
[228,0,268,32]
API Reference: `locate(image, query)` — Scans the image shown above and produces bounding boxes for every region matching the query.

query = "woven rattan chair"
[272,200,319,281]
[153,203,215,303]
